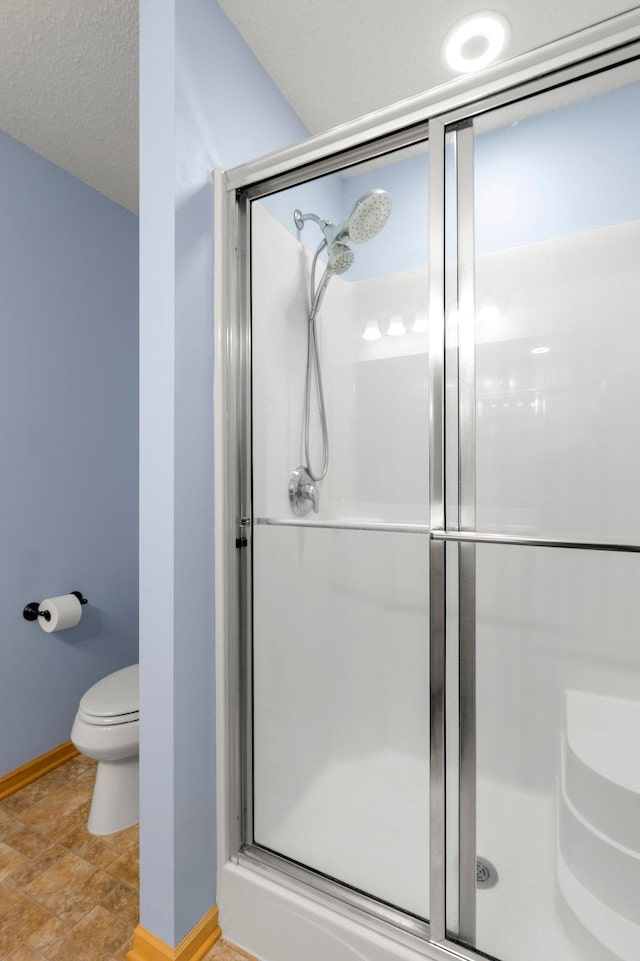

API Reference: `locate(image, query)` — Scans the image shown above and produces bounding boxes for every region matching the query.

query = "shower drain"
[476,856,499,889]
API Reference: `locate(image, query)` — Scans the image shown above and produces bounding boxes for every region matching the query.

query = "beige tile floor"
[0,756,253,961]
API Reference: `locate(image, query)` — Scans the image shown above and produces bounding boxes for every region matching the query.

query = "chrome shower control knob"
[289,466,320,516]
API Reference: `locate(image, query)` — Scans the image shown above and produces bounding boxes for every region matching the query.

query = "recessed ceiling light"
[531,346,550,354]
[443,13,510,75]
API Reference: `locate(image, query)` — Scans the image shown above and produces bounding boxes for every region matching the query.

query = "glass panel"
[446,60,640,961]
[251,144,429,527]
[471,64,640,542]
[253,526,429,915]
[473,544,640,961]
[250,143,431,917]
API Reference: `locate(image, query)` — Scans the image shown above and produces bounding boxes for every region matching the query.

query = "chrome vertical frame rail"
[428,117,447,946]
[236,191,254,849]
[230,127,436,951]
[214,171,252,862]
[213,168,236,862]
[455,123,477,947]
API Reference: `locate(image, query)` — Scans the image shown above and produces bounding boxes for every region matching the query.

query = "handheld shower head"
[343,189,392,243]
[327,243,355,275]
[292,188,391,492]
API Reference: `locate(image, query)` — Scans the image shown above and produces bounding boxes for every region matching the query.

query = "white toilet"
[71,664,139,836]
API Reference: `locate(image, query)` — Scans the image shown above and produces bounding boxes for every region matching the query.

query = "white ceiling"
[0,0,635,213]
[218,0,635,135]
[0,0,138,212]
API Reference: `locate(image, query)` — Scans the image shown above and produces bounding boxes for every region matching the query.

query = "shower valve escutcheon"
[289,466,320,516]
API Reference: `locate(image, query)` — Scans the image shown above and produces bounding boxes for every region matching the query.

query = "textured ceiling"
[218,0,635,135]
[0,1,635,213]
[0,0,138,212]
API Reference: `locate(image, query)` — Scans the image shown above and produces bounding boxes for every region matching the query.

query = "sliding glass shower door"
[249,144,432,922]
[237,45,640,961]
[442,60,640,961]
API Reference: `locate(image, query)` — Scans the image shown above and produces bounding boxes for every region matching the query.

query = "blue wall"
[474,80,640,255]
[0,131,139,776]
[139,0,313,946]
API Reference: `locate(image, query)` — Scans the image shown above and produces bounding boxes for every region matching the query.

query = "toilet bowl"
[71,664,139,836]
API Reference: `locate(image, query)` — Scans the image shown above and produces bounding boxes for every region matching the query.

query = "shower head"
[293,189,392,249]
[328,243,355,275]
[342,190,392,244]
[293,189,391,279]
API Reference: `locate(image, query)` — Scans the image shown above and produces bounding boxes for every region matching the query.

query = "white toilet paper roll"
[38,593,83,633]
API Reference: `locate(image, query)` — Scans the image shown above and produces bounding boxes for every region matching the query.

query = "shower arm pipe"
[294,210,347,249]
[294,209,333,232]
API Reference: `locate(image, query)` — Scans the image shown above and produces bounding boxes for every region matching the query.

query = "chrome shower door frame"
[229,119,436,954]
[214,11,640,961]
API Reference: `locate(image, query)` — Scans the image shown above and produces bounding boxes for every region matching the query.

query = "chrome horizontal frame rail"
[431,530,640,553]
[226,12,640,194]
[255,517,430,535]
[242,121,430,202]
[239,844,431,946]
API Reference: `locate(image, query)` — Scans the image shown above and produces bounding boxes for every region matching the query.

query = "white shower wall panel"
[250,200,640,953]
[252,201,640,791]
[254,209,640,535]
[251,201,430,525]
[474,218,640,541]
[251,201,339,520]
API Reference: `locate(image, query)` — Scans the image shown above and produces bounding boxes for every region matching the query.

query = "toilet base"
[88,755,139,836]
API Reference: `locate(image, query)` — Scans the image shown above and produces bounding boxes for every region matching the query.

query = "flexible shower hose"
[303,240,333,482]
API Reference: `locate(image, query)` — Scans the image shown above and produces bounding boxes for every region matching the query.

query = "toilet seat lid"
[80,664,139,719]
[77,706,138,726]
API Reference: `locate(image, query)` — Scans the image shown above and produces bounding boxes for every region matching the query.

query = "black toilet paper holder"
[23,591,88,622]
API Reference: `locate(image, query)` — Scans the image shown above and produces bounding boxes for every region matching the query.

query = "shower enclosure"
[215,14,640,961]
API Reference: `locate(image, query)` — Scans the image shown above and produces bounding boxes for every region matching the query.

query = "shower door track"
[239,843,433,945]
[216,14,640,961]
